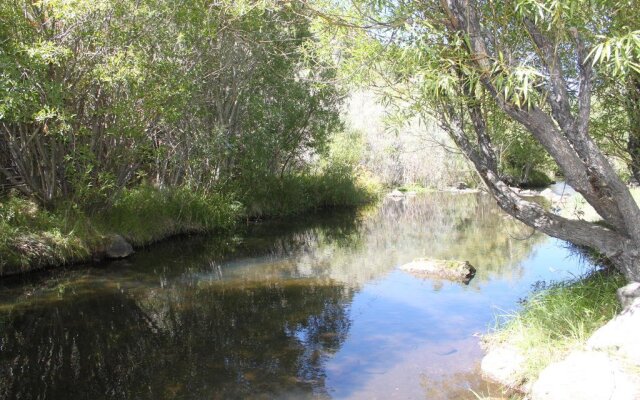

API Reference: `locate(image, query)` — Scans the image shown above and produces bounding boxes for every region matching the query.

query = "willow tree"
[317,0,640,281]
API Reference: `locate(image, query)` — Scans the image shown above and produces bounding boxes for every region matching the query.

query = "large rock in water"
[399,258,476,283]
[104,234,134,259]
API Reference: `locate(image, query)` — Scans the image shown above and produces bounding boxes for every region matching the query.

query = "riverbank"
[480,186,640,400]
[481,269,626,395]
[0,173,381,277]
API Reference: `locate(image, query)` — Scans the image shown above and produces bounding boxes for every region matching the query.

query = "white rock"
[588,296,640,366]
[617,282,640,309]
[530,351,640,400]
[481,344,527,391]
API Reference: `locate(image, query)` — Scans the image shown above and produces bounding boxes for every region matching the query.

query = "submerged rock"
[104,234,134,259]
[399,258,476,283]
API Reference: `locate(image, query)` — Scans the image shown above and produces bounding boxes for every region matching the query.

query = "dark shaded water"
[0,193,593,399]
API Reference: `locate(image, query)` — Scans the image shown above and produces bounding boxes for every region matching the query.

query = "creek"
[0,193,593,399]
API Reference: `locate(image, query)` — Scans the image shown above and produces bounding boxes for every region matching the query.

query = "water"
[0,193,594,399]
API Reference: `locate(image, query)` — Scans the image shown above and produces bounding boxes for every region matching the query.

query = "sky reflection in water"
[0,193,593,399]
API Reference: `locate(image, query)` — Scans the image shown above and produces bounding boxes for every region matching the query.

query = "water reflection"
[0,280,352,399]
[0,193,591,399]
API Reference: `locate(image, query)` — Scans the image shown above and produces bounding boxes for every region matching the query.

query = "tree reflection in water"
[0,280,352,399]
[0,193,558,399]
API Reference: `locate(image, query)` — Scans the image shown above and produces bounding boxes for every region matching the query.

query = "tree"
[0,0,343,204]
[318,0,640,281]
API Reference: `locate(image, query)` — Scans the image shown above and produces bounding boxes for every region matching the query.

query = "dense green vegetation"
[0,0,383,273]
[0,0,345,204]
[0,166,380,275]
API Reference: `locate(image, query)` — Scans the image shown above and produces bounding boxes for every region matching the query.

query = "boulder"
[530,351,640,400]
[104,234,134,259]
[617,282,640,309]
[481,344,528,392]
[588,296,640,366]
[399,258,476,283]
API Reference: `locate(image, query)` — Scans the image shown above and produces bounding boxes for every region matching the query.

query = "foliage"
[97,186,241,246]
[0,166,380,274]
[0,0,381,273]
[0,196,97,274]
[0,0,343,205]
[315,0,640,281]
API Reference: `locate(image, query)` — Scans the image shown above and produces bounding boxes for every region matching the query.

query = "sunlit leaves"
[23,41,72,66]
[1,0,344,202]
[492,63,545,109]
[589,30,640,75]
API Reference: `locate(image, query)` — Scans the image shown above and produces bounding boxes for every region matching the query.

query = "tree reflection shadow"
[0,279,353,399]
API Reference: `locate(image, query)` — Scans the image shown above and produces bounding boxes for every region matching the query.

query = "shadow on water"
[0,193,593,399]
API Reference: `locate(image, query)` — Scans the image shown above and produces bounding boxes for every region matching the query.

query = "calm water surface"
[0,193,593,399]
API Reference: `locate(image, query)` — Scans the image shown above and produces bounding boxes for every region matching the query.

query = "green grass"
[0,197,98,274]
[0,171,381,275]
[238,170,382,218]
[95,186,240,246]
[0,188,241,275]
[397,183,435,194]
[485,269,625,385]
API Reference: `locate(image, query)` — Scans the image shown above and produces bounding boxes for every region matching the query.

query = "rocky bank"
[481,282,640,400]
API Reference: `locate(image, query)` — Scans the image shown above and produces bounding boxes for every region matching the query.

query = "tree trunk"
[627,72,640,183]
[439,0,640,282]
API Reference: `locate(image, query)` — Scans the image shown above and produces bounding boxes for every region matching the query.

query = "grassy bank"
[0,172,381,276]
[484,268,625,390]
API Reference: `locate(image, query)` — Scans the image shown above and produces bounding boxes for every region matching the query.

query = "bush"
[502,167,553,188]
[521,170,554,188]
[0,197,96,274]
